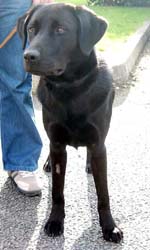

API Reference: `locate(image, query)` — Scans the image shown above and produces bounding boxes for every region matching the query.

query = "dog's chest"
[47,84,100,147]
[51,102,99,148]
[68,122,99,148]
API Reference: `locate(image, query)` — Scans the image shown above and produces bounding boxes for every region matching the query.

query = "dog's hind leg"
[43,154,51,172]
[86,148,92,173]
[44,143,67,237]
[90,144,123,243]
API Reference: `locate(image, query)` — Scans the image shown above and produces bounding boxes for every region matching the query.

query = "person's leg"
[0,19,42,195]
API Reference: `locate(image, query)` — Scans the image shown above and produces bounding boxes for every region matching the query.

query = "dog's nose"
[24,50,40,63]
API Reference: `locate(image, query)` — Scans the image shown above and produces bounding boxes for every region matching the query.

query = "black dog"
[18,3,123,243]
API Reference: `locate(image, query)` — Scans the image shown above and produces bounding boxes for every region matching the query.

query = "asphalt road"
[0,41,150,250]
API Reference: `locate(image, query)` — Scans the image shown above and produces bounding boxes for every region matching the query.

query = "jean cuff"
[4,165,38,172]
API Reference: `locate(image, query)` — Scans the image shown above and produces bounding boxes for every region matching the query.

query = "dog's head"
[18,3,108,76]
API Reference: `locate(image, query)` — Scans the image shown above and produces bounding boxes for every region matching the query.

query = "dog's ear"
[76,6,108,55]
[17,5,42,50]
[17,12,29,49]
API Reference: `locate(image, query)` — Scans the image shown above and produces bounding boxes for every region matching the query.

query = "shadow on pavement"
[0,177,41,250]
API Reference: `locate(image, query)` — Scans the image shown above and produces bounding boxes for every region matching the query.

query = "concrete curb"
[110,22,150,85]
[32,22,150,93]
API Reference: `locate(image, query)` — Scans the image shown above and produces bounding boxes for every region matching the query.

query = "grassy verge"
[57,0,150,52]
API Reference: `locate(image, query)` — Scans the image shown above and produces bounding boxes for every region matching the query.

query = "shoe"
[8,171,42,196]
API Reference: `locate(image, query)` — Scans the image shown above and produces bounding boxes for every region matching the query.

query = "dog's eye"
[55,26,65,34]
[28,27,35,33]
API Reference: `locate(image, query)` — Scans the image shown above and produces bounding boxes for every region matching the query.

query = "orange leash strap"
[0,26,17,49]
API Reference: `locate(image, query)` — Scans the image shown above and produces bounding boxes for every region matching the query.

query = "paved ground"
[0,41,150,250]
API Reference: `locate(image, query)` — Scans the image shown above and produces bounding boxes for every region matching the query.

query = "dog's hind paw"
[103,226,123,243]
[44,219,64,237]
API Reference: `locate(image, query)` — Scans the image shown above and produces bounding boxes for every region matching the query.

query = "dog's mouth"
[29,69,64,76]
[25,64,65,76]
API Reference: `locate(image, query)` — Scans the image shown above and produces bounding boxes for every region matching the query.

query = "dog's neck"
[64,49,97,80]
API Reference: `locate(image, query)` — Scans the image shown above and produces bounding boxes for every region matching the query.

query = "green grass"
[57,1,150,51]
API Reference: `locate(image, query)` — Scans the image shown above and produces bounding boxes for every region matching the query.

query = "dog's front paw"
[103,226,123,243]
[44,219,64,237]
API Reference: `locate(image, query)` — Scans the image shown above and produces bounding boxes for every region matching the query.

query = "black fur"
[18,3,123,243]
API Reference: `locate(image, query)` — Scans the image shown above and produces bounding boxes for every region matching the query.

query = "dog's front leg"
[90,144,123,243]
[44,143,67,237]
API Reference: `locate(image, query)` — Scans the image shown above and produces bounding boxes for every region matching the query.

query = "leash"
[0,26,17,49]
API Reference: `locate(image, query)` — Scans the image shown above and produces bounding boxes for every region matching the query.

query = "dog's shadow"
[0,176,41,250]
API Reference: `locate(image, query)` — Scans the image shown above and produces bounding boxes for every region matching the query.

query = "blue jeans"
[0,0,42,171]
